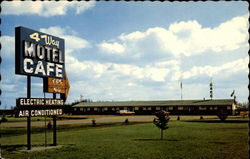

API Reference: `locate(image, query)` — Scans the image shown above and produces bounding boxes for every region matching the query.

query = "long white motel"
[72,99,236,115]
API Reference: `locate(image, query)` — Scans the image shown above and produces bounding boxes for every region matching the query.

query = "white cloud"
[40,26,90,57]
[1,1,95,16]
[0,36,15,58]
[98,42,126,54]
[181,57,248,80]
[100,14,248,58]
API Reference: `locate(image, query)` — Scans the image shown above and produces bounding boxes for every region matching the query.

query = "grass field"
[0,117,248,159]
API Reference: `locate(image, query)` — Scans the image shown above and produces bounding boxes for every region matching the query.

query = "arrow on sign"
[61,72,70,101]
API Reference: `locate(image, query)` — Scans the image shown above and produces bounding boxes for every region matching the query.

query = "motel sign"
[15,26,65,78]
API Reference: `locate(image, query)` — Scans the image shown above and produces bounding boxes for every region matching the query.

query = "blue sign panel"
[15,26,65,78]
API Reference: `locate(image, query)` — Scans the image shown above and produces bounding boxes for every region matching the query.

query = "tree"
[153,110,170,140]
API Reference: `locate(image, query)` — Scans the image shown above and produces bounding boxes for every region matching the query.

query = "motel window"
[143,107,147,110]
[94,108,98,111]
[80,108,83,111]
[148,107,152,110]
[112,107,115,111]
[227,106,231,110]
[199,106,206,110]
[156,107,160,110]
[104,107,108,111]
[178,106,183,110]
[135,107,139,110]
[74,108,77,111]
[214,106,217,110]
[124,107,127,110]
[116,107,119,110]
[169,107,173,110]
[87,108,90,111]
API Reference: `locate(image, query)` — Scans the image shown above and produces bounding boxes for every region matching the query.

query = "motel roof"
[73,99,235,107]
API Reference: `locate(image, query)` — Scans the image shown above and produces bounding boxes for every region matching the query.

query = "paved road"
[1,115,155,128]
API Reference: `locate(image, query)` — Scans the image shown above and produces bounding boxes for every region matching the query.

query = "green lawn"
[0,120,248,159]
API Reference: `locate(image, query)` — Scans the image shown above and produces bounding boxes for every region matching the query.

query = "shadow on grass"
[209,141,227,145]
[1,144,75,152]
[1,144,27,151]
[184,120,249,123]
[134,139,179,141]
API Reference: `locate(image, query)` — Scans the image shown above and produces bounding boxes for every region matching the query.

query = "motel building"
[72,99,236,115]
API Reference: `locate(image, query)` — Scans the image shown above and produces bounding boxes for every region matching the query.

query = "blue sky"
[0,1,249,109]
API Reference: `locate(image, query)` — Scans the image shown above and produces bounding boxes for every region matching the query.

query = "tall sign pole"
[27,76,31,150]
[53,93,57,146]
[15,26,66,150]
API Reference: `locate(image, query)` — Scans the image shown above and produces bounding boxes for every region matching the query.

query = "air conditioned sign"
[15,26,65,78]
[19,109,63,117]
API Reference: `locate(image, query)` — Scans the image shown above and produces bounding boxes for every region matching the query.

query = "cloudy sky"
[0,1,249,109]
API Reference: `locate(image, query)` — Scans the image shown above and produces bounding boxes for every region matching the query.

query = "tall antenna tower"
[180,82,183,100]
[209,79,213,100]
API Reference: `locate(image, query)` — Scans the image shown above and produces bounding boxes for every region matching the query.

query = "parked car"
[116,110,135,115]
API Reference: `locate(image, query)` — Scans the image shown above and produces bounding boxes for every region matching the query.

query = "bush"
[47,121,52,129]
[177,116,180,120]
[124,118,129,124]
[92,119,96,126]
[1,115,8,122]
[217,110,228,121]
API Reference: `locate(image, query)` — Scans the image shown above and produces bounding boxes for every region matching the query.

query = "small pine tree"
[153,110,170,140]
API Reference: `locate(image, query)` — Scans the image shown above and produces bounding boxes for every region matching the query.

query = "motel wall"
[72,99,235,115]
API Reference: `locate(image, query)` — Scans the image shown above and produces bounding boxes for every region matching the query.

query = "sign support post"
[15,26,68,150]
[27,76,31,150]
[53,93,57,146]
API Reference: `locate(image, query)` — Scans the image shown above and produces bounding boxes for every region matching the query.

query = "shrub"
[47,121,52,129]
[124,118,129,124]
[177,116,180,120]
[217,110,228,121]
[92,119,96,126]
[1,115,8,122]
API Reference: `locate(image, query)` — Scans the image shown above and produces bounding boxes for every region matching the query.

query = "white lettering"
[24,41,35,57]
[23,58,34,73]
[37,44,45,60]
[52,48,59,63]
[19,111,23,117]
[59,50,63,64]
[34,61,46,75]
[47,62,55,76]
[45,46,52,61]
[55,64,63,78]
